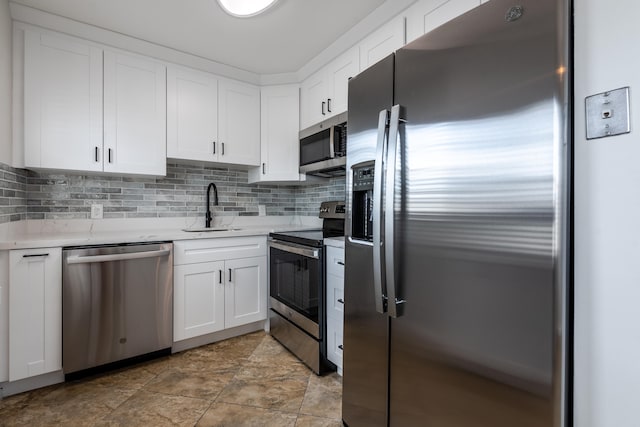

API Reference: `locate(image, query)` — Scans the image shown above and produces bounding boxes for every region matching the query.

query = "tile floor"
[0,332,343,426]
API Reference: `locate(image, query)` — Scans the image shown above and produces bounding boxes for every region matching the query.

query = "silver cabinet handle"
[262,163,266,174]
[23,253,49,258]
[373,109,389,315]
[228,268,232,282]
[269,240,319,259]
[327,98,332,113]
[108,148,113,163]
[66,249,170,264]
[321,101,326,116]
[385,104,405,318]
[213,141,216,154]
[94,146,99,162]
[222,142,225,156]
[219,269,222,284]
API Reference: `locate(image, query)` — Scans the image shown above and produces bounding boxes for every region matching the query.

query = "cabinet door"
[360,16,406,71]
[299,69,326,130]
[167,66,219,162]
[224,256,267,328]
[326,46,360,118]
[9,248,62,381]
[218,79,260,166]
[104,51,167,175]
[249,85,301,183]
[173,261,226,341]
[24,31,103,172]
[405,0,482,44]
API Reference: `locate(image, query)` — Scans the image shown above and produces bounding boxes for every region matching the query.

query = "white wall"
[0,0,11,165]
[574,0,640,426]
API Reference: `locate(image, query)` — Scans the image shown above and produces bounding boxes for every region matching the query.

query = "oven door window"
[270,246,320,322]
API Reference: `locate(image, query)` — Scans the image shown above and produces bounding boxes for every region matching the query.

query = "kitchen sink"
[181,227,241,232]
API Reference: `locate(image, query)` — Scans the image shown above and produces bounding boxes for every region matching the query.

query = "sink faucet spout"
[206,183,219,228]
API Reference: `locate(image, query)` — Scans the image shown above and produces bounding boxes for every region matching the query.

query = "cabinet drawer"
[326,316,343,369]
[174,236,266,265]
[326,273,344,320]
[326,246,344,278]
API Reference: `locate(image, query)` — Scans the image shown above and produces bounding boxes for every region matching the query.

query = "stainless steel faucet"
[205,182,218,228]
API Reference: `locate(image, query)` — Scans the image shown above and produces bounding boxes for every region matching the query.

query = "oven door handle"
[269,241,320,259]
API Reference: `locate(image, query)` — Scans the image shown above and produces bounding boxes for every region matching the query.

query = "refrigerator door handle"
[373,109,389,314]
[385,104,406,318]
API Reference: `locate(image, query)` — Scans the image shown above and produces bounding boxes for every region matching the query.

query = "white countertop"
[324,236,345,249]
[0,216,323,250]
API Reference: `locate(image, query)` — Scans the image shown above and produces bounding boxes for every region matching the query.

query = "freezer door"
[342,55,394,427]
[390,0,568,426]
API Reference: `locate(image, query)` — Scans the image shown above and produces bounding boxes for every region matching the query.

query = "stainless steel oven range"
[268,200,345,374]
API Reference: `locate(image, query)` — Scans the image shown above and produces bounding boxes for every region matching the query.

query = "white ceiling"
[10,0,391,75]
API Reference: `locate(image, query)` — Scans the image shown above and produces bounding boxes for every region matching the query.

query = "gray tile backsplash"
[0,161,345,222]
[0,162,28,224]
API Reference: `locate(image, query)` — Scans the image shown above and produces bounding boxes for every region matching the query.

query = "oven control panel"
[319,201,346,219]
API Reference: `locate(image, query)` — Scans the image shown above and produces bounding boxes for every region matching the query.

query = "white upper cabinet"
[167,68,260,167]
[218,79,261,166]
[405,0,483,44]
[300,70,326,130]
[23,30,166,176]
[103,51,167,176]
[325,46,360,120]
[249,85,301,183]
[24,31,103,172]
[359,15,405,72]
[167,66,219,162]
[300,46,359,130]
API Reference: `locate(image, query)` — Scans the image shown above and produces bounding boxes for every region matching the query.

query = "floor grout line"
[1,332,344,426]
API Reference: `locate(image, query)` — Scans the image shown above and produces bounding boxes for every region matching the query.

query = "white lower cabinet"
[325,244,345,374]
[224,256,268,328]
[173,237,267,342]
[9,248,62,382]
[174,261,226,341]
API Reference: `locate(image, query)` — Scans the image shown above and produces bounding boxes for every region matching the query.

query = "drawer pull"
[338,345,343,350]
[23,253,49,258]
[337,261,344,266]
[337,299,344,304]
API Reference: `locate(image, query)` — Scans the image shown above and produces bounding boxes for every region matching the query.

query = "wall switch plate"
[586,86,631,139]
[258,205,266,216]
[91,204,103,219]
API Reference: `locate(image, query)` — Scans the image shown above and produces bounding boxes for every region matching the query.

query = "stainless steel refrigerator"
[343,0,571,426]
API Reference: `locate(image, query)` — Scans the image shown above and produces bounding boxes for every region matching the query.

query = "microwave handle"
[329,125,335,158]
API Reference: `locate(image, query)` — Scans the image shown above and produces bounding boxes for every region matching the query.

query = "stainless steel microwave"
[299,112,347,177]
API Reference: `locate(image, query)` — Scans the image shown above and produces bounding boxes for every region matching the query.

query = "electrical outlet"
[91,204,103,219]
[258,205,266,216]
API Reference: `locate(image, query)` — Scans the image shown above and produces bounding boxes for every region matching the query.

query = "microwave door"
[300,128,331,166]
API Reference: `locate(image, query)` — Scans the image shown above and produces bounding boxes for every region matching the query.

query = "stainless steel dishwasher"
[62,242,173,376]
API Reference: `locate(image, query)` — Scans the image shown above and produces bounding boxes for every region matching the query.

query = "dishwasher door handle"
[66,249,171,265]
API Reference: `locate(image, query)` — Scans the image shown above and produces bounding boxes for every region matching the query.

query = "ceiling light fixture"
[217,0,278,18]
